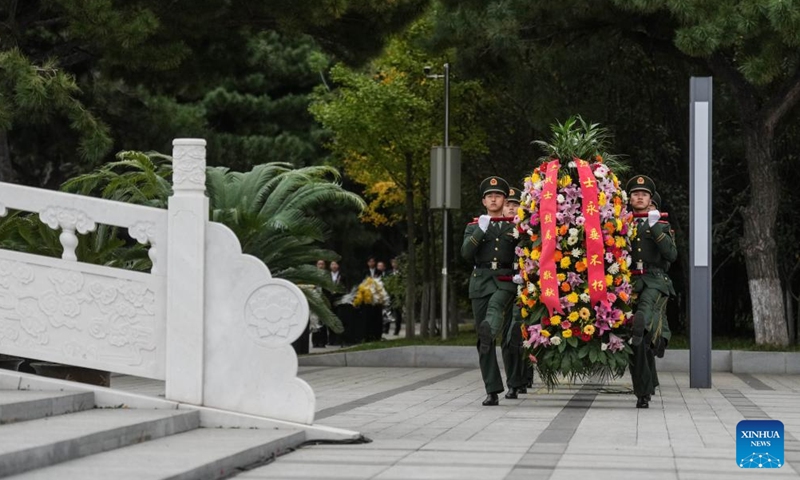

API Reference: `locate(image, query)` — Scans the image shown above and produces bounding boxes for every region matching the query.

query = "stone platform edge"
[300,346,800,374]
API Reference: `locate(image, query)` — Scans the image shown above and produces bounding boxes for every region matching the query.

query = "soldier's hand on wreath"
[478,214,491,232]
[647,209,661,227]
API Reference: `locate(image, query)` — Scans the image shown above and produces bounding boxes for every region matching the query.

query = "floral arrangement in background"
[515,117,636,388]
[351,277,390,307]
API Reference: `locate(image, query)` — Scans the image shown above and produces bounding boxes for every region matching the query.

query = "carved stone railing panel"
[0,184,167,274]
[0,249,166,379]
[128,221,160,274]
[39,206,97,261]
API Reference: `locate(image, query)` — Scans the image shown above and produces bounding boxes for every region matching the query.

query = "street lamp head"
[423,65,432,76]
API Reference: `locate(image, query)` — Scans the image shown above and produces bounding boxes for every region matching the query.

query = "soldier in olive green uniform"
[626,175,677,409]
[500,187,528,398]
[649,192,673,358]
[461,176,518,406]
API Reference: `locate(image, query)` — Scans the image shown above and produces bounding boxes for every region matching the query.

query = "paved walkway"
[114,368,800,479]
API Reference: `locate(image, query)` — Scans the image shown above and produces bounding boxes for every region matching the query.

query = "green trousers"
[501,310,527,390]
[629,287,668,397]
[472,289,515,394]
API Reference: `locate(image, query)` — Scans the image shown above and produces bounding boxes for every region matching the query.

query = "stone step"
[0,408,199,477]
[6,427,306,480]
[0,390,95,425]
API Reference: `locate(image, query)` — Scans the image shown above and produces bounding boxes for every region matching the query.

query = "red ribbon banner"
[538,160,563,315]
[575,159,607,306]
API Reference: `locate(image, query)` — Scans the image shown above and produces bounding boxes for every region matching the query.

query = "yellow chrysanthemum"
[615,236,626,248]
[562,329,573,338]
[521,308,529,319]
[532,173,542,183]
[517,206,525,219]
[598,192,607,206]
[566,292,579,304]
[558,175,572,188]
[568,311,580,322]
[613,204,621,217]
[579,307,591,320]
[541,329,551,337]
[557,273,566,282]
[530,249,541,260]
[583,325,595,336]
[550,315,562,326]
[560,257,571,269]
[605,274,613,286]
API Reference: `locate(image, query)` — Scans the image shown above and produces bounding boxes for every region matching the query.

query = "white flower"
[557,194,565,204]
[527,282,536,293]
[580,293,590,303]
[512,274,524,285]
[568,228,578,237]
[625,311,633,319]
[601,343,609,351]
[567,236,578,246]
[512,229,519,239]
[571,248,583,258]
[607,263,620,275]
[550,336,562,346]
[522,340,532,349]
[594,165,609,178]
[621,191,628,203]
[568,161,576,168]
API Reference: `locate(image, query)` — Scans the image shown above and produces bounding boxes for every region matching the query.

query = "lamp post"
[426,63,453,340]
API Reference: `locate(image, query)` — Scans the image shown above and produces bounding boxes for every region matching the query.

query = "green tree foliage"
[0,0,430,185]
[433,0,800,345]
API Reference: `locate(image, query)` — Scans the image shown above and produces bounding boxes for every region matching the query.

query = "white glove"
[647,209,660,227]
[478,215,491,232]
[512,274,524,285]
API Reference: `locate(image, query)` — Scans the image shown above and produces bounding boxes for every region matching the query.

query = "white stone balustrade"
[0,139,315,425]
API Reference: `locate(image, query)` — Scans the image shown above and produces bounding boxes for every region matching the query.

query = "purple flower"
[607,333,625,352]
[575,216,586,226]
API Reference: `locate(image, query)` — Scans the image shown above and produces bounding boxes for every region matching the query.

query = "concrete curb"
[300,346,800,374]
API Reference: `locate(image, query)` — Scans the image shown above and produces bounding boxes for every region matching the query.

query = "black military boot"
[505,387,520,399]
[636,395,649,408]
[482,393,499,406]
[517,386,527,394]
[655,338,668,358]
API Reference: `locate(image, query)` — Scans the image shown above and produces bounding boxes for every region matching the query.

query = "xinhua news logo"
[736,420,784,469]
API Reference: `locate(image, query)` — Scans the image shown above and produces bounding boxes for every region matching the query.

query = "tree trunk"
[419,204,431,337]
[740,125,788,346]
[0,130,17,183]
[404,155,416,339]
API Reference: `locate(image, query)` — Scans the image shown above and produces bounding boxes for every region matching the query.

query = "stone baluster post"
[166,139,208,404]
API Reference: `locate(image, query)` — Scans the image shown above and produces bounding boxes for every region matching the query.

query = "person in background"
[365,256,379,279]
[376,260,387,278]
[311,259,328,348]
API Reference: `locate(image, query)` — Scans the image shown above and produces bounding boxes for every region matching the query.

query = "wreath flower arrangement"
[515,117,637,388]
[352,277,390,307]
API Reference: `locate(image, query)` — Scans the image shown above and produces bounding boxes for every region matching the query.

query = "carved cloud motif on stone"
[39,207,97,234]
[0,257,160,370]
[172,145,206,190]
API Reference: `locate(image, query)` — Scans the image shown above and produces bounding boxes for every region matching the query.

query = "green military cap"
[479,176,509,197]
[625,174,656,196]
[651,192,662,209]
[506,186,522,204]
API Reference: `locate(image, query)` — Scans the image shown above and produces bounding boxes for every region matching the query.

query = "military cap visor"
[480,176,509,197]
[506,187,522,204]
[625,175,656,195]
[651,192,662,209]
